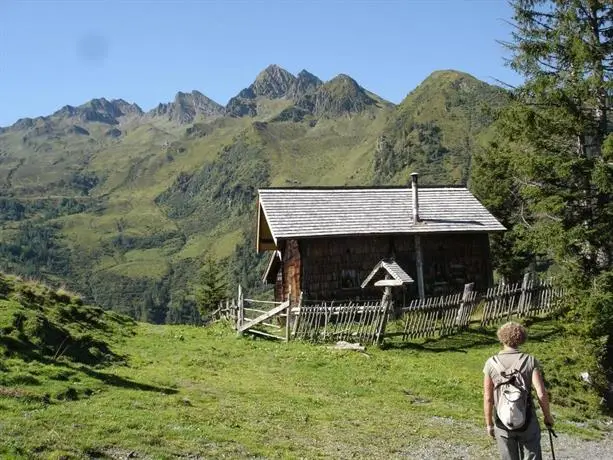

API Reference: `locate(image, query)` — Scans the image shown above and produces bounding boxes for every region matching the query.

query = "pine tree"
[194,255,229,317]
[472,0,613,407]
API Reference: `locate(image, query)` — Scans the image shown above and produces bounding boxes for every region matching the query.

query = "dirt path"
[404,418,613,460]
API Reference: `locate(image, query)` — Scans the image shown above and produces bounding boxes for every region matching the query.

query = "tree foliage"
[472,0,613,407]
[194,255,229,317]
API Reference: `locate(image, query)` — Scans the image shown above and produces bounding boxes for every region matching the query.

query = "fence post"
[237,284,244,336]
[455,282,475,329]
[376,285,392,346]
[291,291,302,340]
[286,292,299,342]
[517,272,531,317]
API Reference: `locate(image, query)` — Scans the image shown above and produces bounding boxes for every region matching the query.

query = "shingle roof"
[361,259,414,288]
[258,187,505,245]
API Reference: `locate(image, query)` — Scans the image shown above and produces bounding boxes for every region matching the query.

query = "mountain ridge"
[0,64,393,129]
[0,66,508,322]
[0,67,504,130]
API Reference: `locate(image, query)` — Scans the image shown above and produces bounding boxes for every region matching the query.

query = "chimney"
[411,172,420,223]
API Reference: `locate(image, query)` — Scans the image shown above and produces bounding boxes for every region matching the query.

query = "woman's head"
[497,322,527,348]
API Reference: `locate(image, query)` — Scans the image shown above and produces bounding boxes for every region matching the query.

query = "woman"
[483,322,554,460]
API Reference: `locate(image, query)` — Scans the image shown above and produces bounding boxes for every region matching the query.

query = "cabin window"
[340,269,359,289]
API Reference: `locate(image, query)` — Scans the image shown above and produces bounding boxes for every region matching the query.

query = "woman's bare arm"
[483,374,495,437]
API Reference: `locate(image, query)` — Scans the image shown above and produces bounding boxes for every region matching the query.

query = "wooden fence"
[292,300,387,343]
[212,275,564,345]
[391,284,480,340]
[480,275,563,327]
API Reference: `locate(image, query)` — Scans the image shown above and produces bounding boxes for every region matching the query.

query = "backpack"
[489,353,531,431]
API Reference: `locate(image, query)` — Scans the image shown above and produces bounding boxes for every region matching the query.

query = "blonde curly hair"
[497,322,527,348]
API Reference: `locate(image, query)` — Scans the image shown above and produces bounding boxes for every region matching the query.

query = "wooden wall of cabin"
[279,239,301,304]
[293,233,493,302]
[420,233,492,295]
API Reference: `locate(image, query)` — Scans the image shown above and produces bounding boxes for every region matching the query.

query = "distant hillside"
[0,66,508,322]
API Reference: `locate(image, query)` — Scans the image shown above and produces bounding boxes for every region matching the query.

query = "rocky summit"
[287,69,323,101]
[149,90,224,124]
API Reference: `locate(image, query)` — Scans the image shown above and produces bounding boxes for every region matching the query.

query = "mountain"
[225,64,298,117]
[373,70,510,185]
[50,98,142,126]
[287,69,323,101]
[299,74,381,117]
[0,66,508,323]
[149,90,223,124]
[251,64,297,98]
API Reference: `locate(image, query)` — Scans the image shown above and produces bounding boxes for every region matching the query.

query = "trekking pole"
[547,426,557,460]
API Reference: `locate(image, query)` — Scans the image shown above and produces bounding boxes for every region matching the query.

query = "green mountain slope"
[0,67,508,322]
[373,70,510,185]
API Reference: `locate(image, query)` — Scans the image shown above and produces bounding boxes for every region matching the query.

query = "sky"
[0,0,520,127]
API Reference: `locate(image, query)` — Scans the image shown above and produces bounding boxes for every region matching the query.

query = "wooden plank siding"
[273,233,493,304]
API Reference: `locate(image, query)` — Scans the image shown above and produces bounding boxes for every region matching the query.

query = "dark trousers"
[494,415,542,460]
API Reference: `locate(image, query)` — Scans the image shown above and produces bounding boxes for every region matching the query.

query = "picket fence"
[211,275,564,345]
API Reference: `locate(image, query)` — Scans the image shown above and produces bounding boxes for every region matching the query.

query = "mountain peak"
[287,69,323,101]
[426,69,477,81]
[399,69,507,111]
[225,64,297,117]
[307,74,376,117]
[46,98,143,125]
[149,90,223,124]
[251,64,296,99]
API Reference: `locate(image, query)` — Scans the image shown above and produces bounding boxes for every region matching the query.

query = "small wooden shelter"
[257,173,505,304]
[361,259,414,288]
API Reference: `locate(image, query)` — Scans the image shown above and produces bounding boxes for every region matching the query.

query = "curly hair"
[497,322,527,348]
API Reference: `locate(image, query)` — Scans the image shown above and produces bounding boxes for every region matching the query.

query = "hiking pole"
[547,426,557,460]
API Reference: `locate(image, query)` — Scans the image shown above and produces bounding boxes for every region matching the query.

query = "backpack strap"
[490,355,507,377]
[489,353,529,381]
[508,353,529,374]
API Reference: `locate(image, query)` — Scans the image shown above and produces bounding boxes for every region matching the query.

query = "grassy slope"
[0,276,609,459]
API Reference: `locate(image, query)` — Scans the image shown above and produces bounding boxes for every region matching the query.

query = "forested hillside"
[0,66,509,323]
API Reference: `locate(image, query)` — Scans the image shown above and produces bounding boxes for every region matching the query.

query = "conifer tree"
[472,0,613,406]
[194,254,229,316]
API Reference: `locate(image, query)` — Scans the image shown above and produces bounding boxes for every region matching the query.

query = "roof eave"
[272,228,507,241]
[256,199,278,253]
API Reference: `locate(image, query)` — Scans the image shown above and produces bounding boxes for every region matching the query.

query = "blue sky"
[0,0,519,127]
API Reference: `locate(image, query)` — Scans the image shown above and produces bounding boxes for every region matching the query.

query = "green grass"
[1,275,610,459]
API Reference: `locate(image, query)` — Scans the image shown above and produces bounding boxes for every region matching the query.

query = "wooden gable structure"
[257,174,505,304]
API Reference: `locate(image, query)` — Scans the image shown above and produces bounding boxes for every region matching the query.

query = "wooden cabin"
[257,174,505,304]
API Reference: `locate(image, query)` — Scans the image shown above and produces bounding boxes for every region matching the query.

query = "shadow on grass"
[1,337,177,395]
[383,319,563,353]
[77,366,178,394]
[0,334,125,366]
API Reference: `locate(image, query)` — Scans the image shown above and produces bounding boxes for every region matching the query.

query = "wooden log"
[244,299,284,305]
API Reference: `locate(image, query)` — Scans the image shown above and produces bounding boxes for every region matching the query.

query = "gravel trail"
[403,417,613,460]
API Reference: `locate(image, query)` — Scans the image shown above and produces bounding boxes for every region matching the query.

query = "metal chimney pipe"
[411,172,420,223]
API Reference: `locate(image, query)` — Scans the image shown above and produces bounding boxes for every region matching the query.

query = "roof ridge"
[259,185,468,191]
